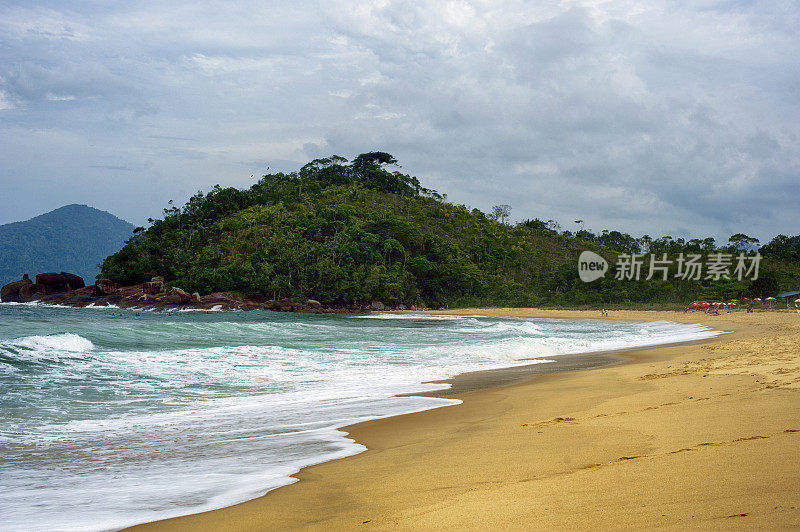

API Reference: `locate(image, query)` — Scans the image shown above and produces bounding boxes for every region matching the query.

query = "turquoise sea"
[0,303,721,531]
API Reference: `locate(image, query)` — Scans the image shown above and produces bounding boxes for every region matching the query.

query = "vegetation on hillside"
[100,153,800,308]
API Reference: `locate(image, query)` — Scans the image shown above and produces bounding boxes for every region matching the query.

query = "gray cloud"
[0,0,797,245]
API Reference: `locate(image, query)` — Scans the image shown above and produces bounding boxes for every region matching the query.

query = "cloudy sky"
[1,0,798,243]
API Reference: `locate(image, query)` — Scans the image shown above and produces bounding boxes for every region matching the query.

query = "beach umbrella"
[713,302,722,305]
[743,297,750,301]
[765,297,775,300]
[754,298,762,301]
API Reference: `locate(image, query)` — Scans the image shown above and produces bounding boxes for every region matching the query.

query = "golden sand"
[129,309,800,531]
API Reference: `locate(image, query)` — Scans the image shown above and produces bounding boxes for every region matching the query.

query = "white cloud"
[328,89,353,98]
[45,93,76,101]
[0,90,16,110]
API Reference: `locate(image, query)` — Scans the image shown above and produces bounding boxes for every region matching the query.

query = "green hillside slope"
[100,153,799,308]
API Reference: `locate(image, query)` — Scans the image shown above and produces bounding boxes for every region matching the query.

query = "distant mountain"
[0,204,135,286]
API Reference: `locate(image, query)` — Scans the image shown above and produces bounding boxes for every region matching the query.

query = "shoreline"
[129,309,800,530]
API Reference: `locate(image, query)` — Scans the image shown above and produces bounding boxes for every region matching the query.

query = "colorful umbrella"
[766,297,776,300]
[754,298,762,301]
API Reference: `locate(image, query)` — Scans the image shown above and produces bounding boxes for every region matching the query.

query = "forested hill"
[100,153,800,308]
[0,204,134,286]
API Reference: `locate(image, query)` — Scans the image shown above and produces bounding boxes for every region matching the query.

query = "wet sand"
[129,309,800,530]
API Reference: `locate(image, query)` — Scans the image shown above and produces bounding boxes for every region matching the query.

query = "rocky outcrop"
[274,297,295,311]
[15,274,385,313]
[1,275,32,302]
[60,272,85,290]
[20,283,45,301]
[94,279,120,295]
[164,287,192,305]
[142,282,160,295]
[36,273,71,295]
[200,292,246,309]
[2,272,86,302]
[143,276,166,294]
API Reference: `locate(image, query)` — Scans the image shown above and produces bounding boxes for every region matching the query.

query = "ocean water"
[0,304,722,531]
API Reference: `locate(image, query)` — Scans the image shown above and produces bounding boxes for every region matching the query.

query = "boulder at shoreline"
[2,272,85,302]
[4,271,399,313]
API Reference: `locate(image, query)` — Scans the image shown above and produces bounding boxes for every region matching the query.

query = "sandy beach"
[129,309,800,531]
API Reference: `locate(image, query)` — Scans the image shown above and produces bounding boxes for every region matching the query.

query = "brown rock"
[275,298,294,311]
[191,292,201,304]
[60,272,85,290]
[95,279,120,295]
[36,273,71,295]
[164,287,192,305]
[1,277,33,303]
[19,283,45,302]
[143,281,165,295]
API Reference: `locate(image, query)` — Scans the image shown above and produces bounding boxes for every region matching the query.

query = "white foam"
[7,333,95,354]
[84,302,121,309]
[177,304,224,312]
[352,312,480,320]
